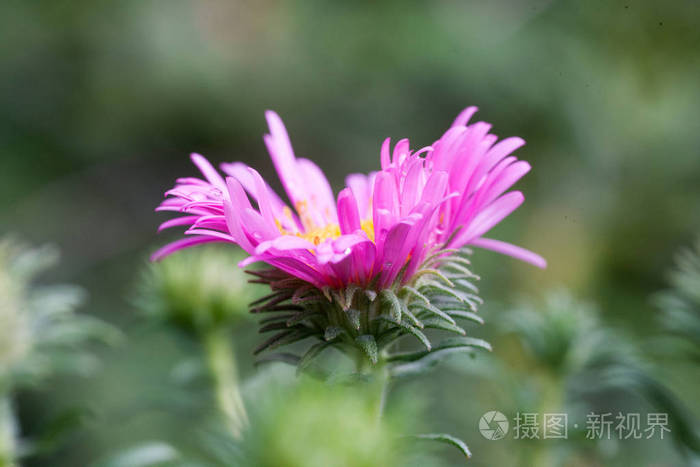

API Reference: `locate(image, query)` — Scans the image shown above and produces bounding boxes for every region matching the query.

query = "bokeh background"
[1,0,699,466]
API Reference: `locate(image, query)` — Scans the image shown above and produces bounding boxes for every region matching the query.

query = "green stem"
[531,374,564,467]
[0,395,18,467]
[374,366,389,423]
[202,329,248,439]
[357,355,390,424]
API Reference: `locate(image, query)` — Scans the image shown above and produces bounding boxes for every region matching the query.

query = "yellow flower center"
[277,219,375,246]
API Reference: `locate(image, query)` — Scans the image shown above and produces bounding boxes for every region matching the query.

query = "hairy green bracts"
[137,246,258,336]
[248,248,491,376]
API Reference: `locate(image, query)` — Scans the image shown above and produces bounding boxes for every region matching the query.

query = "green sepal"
[254,329,312,355]
[387,337,492,363]
[355,335,378,364]
[419,281,470,304]
[445,310,484,325]
[345,308,361,330]
[286,309,324,326]
[379,289,403,322]
[374,316,431,351]
[421,317,466,335]
[409,303,456,325]
[324,326,345,341]
[297,340,335,374]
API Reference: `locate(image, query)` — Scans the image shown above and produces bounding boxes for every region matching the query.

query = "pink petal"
[185,229,237,242]
[151,236,226,261]
[451,106,479,128]
[190,153,226,191]
[255,235,316,255]
[220,161,298,231]
[157,216,200,232]
[224,178,255,252]
[337,188,361,234]
[470,237,547,268]
[346,172,376,219]
[297,158,338,225]
[380,138,391,170]
[264,110,305,207]
[453,191,524,246]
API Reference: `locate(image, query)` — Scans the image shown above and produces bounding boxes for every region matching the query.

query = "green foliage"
[482,290,700,463]
[0,238,118,466]
[0,239,119,392]
[502,291,608,375]
[655,236,700,361]
[137,245,258,335]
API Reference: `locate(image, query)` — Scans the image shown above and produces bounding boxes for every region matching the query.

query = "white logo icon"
[479,411,509,440]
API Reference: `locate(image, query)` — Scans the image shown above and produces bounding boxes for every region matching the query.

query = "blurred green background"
[1,0,699,466]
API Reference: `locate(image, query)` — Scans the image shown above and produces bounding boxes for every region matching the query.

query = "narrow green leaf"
[410,433,471,459]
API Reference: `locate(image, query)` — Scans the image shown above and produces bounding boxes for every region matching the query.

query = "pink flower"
[153,107,545,290]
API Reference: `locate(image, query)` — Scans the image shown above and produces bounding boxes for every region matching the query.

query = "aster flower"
[154,107,544,370]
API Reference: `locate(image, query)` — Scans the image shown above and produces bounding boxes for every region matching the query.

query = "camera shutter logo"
[479,411,509,440]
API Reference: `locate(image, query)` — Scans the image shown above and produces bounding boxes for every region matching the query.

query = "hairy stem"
[374,366,390,423]
[357,355,390,424]
[203,330,248,439]
[0,394,18,467]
